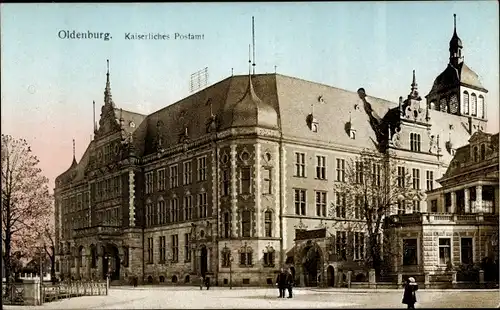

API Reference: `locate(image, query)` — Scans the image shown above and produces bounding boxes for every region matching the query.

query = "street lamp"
[229,254,233,290]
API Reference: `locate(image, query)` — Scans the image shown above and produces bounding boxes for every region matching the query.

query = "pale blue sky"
[1,2,499,189]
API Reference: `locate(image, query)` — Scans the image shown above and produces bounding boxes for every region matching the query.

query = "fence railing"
[2,283,26,305]
[42,281,107,303]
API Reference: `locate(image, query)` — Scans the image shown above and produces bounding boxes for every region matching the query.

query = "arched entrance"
[200,246,208,277]
[327,265,335,287]
[102,244,120,281]
[301,244,322,287]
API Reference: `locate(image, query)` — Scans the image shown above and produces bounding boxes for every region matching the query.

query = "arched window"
[449,94,459,114]
[241,210,251,237]
[239,243,253,267]
[478,95,485,119]
[264,211,272,237]
[480,144,486,160]
[439,98,447,112]
[471,93,477,116]
[463,91,470,115]
[263,245,275,267]
[223,212,230,238]
[473,146,478,162]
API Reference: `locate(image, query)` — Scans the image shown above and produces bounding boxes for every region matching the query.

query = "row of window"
[92,176,122,202]
[144,193,208,226]
[335,231,365,261]
[96,207,121,226]
[294,154,343,180]
[403,237,473,266]
[146,234,189,264]
[397,167,434,190]
[462,91,485,118]
[145,157,207,194]
[62,192,90,215]
[220,210,274,238]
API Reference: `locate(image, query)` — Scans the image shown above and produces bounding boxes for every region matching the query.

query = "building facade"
[384,131,498,286]
[54,19,494,287]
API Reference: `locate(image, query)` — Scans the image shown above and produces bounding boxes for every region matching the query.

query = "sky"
[1,2,499,191]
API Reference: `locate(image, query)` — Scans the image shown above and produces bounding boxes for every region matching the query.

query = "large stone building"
[54,18,493,287]
[384,131,498,287]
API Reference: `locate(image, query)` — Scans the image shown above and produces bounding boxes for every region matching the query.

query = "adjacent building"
[54,18,495,287]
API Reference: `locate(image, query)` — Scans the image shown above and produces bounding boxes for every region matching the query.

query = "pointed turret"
[449,14,464,68]
[104,59,114,107]
[408,70,421,101]
[71,139,77,167]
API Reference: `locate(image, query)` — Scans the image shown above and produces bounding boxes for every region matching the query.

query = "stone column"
[207,248,212,272]
[347,270,352,288]
[424,273,430,289]
[476,185,483,213]
[397,273,403,287]
[369,269,376,288]
[479,269,485,285]
[450,191,457,213]
[97,247,104,280]
[464,188,470,213]
[230,144,238,237]
[440,194,446,213]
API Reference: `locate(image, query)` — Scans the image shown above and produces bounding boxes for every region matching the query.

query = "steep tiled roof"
[428,63,487,96]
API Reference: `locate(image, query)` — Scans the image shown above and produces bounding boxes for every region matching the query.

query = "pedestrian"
[286,268,294,298]
[199,275,204,290]
[204,276,211,290]
[275,268,287,298]
[402,277,418,309]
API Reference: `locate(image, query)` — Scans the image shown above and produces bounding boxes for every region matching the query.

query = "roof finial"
[104,59,113,106]
[453,14,457,32]
[248,44,252,75]
[72,139,76,159]
[411,69,417,90]
[231,68,234,76]
[252,16,256,75]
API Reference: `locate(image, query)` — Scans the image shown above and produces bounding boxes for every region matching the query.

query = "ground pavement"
[4,286,500,309]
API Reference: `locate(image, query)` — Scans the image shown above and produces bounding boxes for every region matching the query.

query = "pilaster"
[450,191,457,213]
[464,188,470,213]
[476,185,483,213]
[230,144,238,237]
[129,170,136,226]
[256,143,262,237]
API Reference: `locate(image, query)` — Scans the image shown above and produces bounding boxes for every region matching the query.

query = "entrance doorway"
[102,244,120,281]
[302,245,322,287]
[200,246,208,277]
[327,265,335,287]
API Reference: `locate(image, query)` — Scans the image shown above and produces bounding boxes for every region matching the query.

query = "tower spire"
[73,139,75,158]
[252,16,256,75]
[104,59,114,106]
[449,14,463,67]
[408,70,421,100]
[93,100,97,133]
[453,13,457,33]
[248,44,252,75]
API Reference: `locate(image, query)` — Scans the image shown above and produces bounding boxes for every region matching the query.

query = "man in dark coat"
[275,268,287,298]
[402,277,418,309]
[204,276,211,290]
[286,268,294,298]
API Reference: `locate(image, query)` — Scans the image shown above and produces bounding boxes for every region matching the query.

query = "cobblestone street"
[4,287,499,309]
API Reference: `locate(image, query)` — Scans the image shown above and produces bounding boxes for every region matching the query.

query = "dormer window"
[349,129,356,140]
[306,114,318,132]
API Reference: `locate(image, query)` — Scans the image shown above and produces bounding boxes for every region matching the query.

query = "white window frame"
[157,168,166,191]
[336,158,345,182]
[170,165,179,188]
[315,191,327,217]
[183,161,192,185]
[412,168,420,190]
[315,155,327,180]
[197,156,207,181]
[294,152,306,177]
[438,237,452,266]
[402,237,420,266]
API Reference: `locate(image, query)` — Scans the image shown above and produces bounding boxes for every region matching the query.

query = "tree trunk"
[50,254,56,284]
[369,235,381,278]
[4,227,12,298]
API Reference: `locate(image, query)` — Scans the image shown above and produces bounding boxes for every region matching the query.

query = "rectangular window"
[184,195,193,220]
[353,232,365,260]
[145,172,154,194]
[295,152,305,177]
[431,199,438,212]
[336,192,346,218]
[183,161,192,185]
[223,212,230,238]
[412,168,420,190]
[159,236,166,263]
[355,161,364,184]
[403,238,418,265]
[372,163,381,186]
[461,237,473,265]
[316,155,326,180]
[198,193,207,219]
[439,238,451,265]
[241,167,251,194]
[262,168,272,194]
[397,166,406,187]
[412,200,421,213]
[158,200,167,224]
[354,195,363,219]
[241,210,251,237]
[170,165,178,188]
[172,235,179,262]
[426,171,434,190]
[410,133,421,152]
[158,168,166,191]
[294,189,306,215]
[147,237,153,264]
[336,231,347,261]
[240,252,253,266]
[222,169,230,196]
[221,251,231,267]
[184,233,191,262]
[263,252,275,267]
[315,191,327,217]
[171,198,179,222]
[197,156,207,181]
[145,202,154,227]
[397,200,405,214]
[264,211,272,237]
[336,158,345,182]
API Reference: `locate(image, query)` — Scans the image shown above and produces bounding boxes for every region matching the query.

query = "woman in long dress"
[402,277,418,309]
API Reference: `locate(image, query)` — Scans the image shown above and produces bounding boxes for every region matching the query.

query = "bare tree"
[1,135,52,293]
[332,149,422,277]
